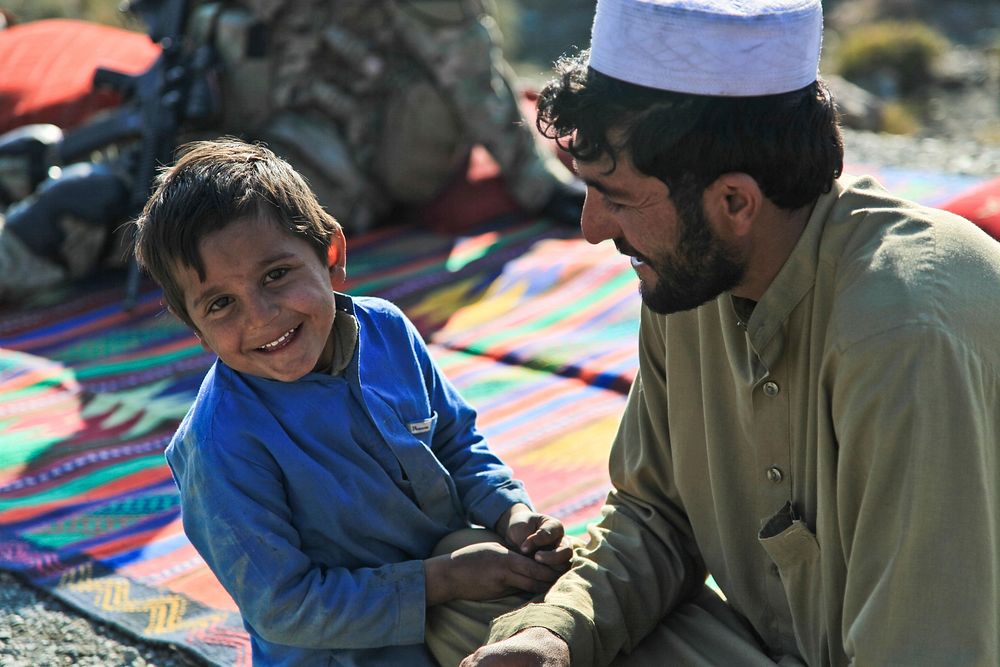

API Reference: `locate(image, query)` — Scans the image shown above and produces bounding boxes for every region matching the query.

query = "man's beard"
[620,198,746,315]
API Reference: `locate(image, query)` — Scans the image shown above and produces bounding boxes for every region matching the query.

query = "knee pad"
[0,123,63,206]
[4,161,129,266]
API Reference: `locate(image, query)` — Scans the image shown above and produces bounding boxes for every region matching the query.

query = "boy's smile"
[175,215,339,382]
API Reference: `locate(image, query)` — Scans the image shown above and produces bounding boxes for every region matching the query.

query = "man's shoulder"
[826,175,974,251]
[830,174,985,243]
[823,177,1000,351]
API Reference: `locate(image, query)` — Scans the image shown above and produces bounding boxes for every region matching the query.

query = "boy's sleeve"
[168,409,428,650]
[401,314,532,531]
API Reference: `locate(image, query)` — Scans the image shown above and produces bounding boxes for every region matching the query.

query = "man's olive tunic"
[491,176,1000,666]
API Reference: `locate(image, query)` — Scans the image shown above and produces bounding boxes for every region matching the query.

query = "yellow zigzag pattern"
[61,564,227,634]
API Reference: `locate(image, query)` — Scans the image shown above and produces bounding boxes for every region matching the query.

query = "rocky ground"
[0,571,201,666]
[1,1,999,666]
[843,126,1000,175]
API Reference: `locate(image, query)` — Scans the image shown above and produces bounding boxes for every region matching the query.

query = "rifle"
[56,0,220,308]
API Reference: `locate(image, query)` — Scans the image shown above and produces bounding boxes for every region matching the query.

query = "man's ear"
[704,172,761,239]
[327,227,348,288]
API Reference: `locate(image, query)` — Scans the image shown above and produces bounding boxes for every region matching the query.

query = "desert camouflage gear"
[385,2,572,208]
[0,0,577,301]
[202,0,570,232]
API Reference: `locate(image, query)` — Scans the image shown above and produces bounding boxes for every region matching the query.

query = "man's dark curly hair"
[536,50,844,210]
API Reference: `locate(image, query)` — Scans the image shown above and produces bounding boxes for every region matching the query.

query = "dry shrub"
[2,0,128,26]
[836,20,949,94]
[880,101,921,135]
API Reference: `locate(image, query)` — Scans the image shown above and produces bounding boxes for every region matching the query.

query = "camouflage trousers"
[251,0,571,233]
[381,1,572,209]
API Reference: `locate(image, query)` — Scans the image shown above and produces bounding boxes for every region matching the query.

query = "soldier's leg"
[260,111,386,234]
[376,79,469,205]
[390,1,577,213]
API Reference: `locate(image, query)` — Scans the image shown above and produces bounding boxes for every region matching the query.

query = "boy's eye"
[264,267,289,283]
[207,296,233,313]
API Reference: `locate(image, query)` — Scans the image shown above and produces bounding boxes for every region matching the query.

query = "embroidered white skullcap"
[589,0,823,96]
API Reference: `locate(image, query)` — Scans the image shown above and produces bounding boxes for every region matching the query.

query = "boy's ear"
[166,303,213,352]
[328,228,348,288]
[165,302,183,325]
[189,328,214,354]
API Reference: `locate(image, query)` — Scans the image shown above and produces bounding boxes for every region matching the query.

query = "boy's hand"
[424,541,564,606]
[496,504,572,565]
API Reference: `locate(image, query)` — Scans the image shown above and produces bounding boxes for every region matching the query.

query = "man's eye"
[602,195,626,212]
[265,267,289,283]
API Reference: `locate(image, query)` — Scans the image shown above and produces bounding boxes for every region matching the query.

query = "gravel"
[0,572,204,666]
[843,127,1000,178]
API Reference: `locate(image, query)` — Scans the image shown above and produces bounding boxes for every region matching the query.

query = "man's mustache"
[615,239,650,265]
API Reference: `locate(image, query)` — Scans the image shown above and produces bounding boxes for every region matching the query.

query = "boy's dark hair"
[132,137,341,330]
[536,50,844,211]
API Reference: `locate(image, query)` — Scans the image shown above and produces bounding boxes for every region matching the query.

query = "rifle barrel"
[56,112,144,165]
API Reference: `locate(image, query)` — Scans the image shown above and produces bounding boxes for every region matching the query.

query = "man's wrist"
[489,603,589,665]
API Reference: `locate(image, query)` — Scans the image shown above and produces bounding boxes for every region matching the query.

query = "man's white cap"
[589,0,823,96]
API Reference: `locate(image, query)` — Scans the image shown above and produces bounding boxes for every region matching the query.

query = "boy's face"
[174,215,340,382]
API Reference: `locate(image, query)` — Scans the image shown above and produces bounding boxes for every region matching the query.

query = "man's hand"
[496,504,573,566]
[460,627,571,666]
[424,541,565,606]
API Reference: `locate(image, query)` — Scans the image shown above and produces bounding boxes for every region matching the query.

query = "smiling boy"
[131,138,571,666]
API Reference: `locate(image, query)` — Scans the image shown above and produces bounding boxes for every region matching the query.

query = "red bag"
[940,176,1000,242]
[0,19,160,134]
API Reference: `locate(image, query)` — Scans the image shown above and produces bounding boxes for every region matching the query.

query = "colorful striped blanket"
[0,166,990,665]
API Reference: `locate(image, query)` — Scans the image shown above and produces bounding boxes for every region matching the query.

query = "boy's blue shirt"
[166,293,531,665]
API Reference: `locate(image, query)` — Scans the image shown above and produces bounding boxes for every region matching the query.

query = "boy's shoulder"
[341,294,414,334]
[167,359,274,467]
[346,294,406,319]
[174,361,256,440]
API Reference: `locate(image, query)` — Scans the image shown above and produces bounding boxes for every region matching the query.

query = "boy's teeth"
[260,328,295,350]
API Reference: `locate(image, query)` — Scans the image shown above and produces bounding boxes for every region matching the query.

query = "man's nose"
[580,192,619,245]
